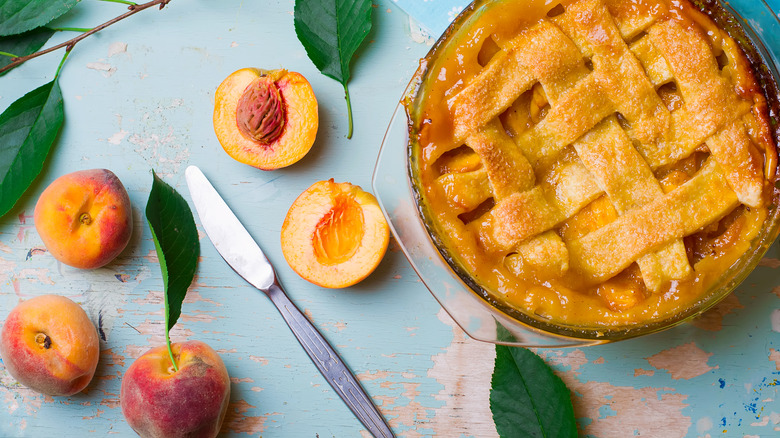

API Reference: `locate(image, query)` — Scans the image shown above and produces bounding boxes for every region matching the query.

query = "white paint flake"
[108,42,128,57]
[86,62,117,77]
[771,309,780,333]
[107,130,128,145]
[696,417,713,434]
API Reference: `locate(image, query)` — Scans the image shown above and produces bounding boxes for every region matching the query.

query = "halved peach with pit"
[213,68,318,170]
[281,180,390,288]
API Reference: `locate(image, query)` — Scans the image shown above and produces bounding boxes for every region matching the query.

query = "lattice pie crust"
[412,0,776,327]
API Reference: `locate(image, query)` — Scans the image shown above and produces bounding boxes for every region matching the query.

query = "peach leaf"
[145,170,200,370]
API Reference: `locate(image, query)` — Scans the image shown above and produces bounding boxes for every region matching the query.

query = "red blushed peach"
[0,295,100,396]
[34,168,133,269]
[213,68,318,170]
[120,341,231,438]
[281,180,390,288]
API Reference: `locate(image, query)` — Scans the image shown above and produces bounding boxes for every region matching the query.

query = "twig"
[0,0,171,75]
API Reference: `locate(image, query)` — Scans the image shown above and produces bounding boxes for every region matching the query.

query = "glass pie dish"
[373,0,780,346]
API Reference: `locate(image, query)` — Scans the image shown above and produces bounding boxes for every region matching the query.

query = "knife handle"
[266,281,395,438]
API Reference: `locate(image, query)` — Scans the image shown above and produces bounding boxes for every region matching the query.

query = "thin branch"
[0,51,19,58]
[0,0,171,75]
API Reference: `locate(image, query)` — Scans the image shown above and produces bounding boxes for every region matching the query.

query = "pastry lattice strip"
[568,158,739,281]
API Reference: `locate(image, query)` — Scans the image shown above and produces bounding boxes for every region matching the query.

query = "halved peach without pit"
[281,180,390,288]
[213,68,318,170]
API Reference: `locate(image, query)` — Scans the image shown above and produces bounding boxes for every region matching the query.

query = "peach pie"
[409,0,779,332]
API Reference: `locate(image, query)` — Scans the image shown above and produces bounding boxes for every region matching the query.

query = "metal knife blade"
[185,166,274,291]
[184,165,395,438]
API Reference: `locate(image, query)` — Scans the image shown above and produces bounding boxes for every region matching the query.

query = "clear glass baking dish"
[372,0,780,347]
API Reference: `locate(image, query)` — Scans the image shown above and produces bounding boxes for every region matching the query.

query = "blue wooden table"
[1,1,779,437]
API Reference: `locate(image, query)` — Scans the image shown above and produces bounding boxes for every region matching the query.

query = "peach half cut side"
[213,68,318,170]
[281,180,390,288]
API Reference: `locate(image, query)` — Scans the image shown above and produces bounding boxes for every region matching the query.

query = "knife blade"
[185,165,394,438]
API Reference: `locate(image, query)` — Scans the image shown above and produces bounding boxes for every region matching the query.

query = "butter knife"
[184,165,394,438]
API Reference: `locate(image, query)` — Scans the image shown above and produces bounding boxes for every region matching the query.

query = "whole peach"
[0,295,100,396]
[120,340,231,438]
[34,168,133,269]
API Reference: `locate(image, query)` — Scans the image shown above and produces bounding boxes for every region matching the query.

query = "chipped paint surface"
[690,293,744,331]
[771,349,780,370]
[1,0,780,437]
[647,343,717,380]
[223,400,267,434]
[423,309,496,436]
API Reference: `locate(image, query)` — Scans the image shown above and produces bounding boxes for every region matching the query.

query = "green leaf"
[490,325,577,438]
[145,171,200,336]
[0,0,80,37]
[294,0,372,139]
[0,27,55,76]
[293,0,371,84]
[0,79,64,218]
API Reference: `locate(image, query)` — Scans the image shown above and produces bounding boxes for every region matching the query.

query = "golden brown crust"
[412,0,776,327]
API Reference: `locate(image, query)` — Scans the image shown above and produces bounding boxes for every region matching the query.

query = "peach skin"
[34,168,133,269]
[120,340,231,438]
[0,294,100,396]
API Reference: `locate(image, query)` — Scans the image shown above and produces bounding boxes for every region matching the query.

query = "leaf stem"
[344,82,354,139]
[0,51,19,58]
[164,293,179,372]
[154,215,179,373]
[55,48,72,78]
[0,0,171,75]
[165,327,179,372]
[52,27,94,32]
